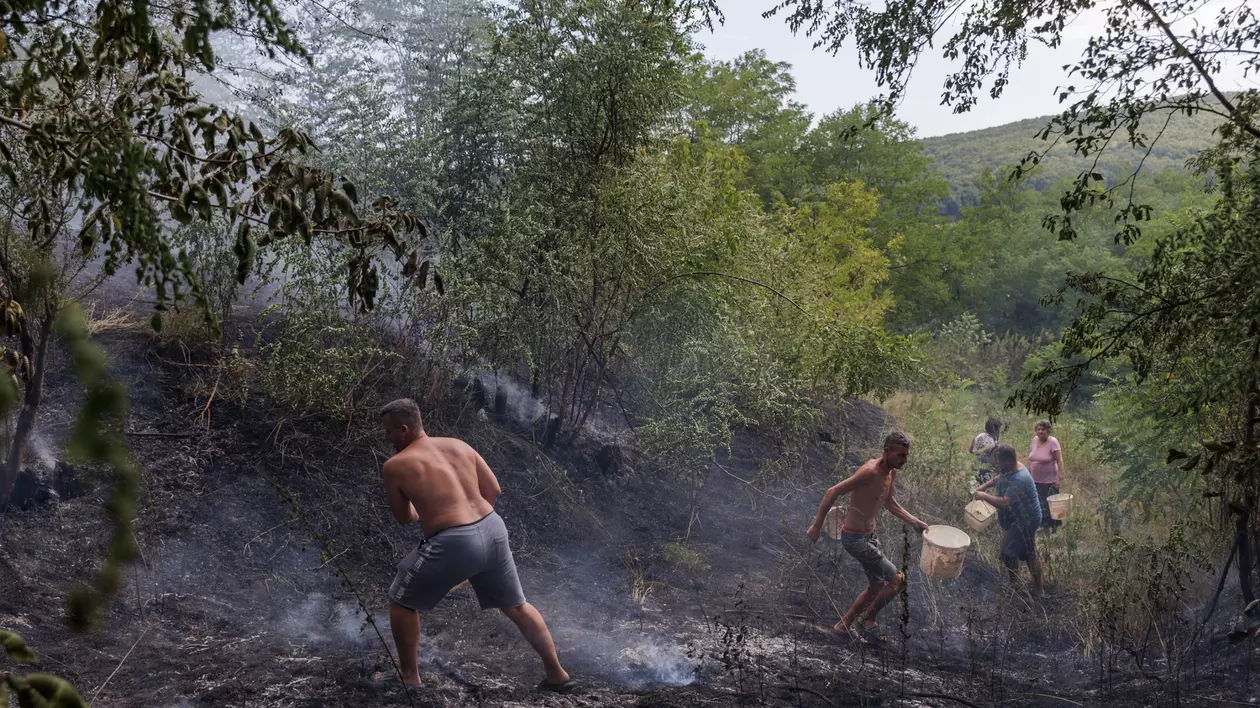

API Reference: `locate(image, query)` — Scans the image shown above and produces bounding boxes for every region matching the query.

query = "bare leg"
[501,603,569,684]
[863,573,904,625]
[1003,557,1020,586]
[389,602,423,686]
[1027,556,1044,596]
[835,586,876,633]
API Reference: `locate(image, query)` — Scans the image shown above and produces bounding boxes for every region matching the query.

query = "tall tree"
[682,50,813,203]
[801,105,953,328]
[0,0,433,507]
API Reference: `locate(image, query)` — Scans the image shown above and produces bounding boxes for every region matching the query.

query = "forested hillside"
[921,107,1223,212]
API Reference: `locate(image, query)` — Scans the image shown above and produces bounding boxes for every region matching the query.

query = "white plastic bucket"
[824,506,845,539]
[1048,493,1073,520]
[920,525,971,580]
[964,499,998,532]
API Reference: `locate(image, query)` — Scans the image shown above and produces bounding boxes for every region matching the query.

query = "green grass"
[661,541,711,571]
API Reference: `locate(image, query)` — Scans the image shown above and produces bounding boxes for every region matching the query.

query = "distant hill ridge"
[918,107,1223,212]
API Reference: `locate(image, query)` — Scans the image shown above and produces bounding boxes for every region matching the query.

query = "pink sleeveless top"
[1028,436,1061,484]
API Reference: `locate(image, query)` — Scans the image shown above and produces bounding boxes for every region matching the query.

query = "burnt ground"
[2,316,1259,708]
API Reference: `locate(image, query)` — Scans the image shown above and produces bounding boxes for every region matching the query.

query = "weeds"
[1084,529,1214,688]
[661,541,710,571]
[255,308,400,422]
[625,551,662,607]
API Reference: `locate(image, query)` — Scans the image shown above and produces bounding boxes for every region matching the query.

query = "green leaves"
[52,306,139,630]
[233,223,255,285]
[0,636,86,706]
[0,631,37,663]
[0,0,431,324]
[1179,454,1202,472]
[6,673,87,708]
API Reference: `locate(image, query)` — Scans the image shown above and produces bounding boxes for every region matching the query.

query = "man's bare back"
[383,436,499,537]
[379,399,572,691]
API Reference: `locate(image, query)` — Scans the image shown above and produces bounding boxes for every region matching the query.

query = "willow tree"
[0,0,433,509]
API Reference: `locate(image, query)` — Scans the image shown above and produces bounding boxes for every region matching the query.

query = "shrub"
[1079,529,1215,681]
[257,308,400,422]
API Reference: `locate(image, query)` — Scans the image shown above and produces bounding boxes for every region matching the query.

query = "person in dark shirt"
[974,444,1043,596]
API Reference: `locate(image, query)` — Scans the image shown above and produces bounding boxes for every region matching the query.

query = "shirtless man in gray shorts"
[379,398,573,692]
[805,431,929,645]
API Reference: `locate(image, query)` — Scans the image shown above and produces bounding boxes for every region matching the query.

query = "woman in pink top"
[1028,420,1064,531]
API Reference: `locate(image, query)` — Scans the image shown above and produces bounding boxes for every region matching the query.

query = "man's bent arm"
[975,492,1012,509]
[810,470,866,529]
[383,463,420,525]
[474,451,501,506]
[884,491,929,531]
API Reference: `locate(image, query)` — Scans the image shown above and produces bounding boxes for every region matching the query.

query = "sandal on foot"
[538,678,580,694]
[834,624,861,644]
[856,625,886,646]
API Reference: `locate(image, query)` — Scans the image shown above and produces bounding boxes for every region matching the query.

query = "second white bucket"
[964,499,998,532]
[824,506,845,539]
[920,525,972,580]
[1047,493,1073,520]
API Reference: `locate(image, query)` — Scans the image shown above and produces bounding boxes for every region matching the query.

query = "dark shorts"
[388,512,527,612]
[841,530,898,584]
[1035,483,1062,527]
[1001,523,1038,563]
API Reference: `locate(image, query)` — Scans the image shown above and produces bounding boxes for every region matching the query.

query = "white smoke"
[475,371,547,428]
[26,431,57,472]
[614,641,697,688]
[279,593,372,646]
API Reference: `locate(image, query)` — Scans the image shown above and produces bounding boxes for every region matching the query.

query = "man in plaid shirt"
[974,445,1043,596]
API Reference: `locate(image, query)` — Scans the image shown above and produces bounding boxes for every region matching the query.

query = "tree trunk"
[0,314,52,510]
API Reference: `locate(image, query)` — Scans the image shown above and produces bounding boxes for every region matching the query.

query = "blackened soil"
[1,320,1257,708]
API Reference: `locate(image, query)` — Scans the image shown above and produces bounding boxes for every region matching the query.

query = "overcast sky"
[698,0,1252,139]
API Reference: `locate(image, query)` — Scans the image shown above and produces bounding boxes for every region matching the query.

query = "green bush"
[257,308,400,421]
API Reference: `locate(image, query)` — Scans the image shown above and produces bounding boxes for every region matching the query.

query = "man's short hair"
[993,444,1018,463]
[883,431,911,450]
[381,398,422,430]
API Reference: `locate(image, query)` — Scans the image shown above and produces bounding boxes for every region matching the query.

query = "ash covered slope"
[0,321,1253,707]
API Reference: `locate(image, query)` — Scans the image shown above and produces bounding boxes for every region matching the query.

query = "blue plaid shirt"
[993,464,1042,531]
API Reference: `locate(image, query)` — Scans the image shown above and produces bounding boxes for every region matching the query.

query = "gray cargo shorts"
[841,530,898,585]
[388,511,527,612]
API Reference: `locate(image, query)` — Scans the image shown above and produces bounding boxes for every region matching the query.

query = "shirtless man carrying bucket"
[379,398,574,693]
[806,432,929,645]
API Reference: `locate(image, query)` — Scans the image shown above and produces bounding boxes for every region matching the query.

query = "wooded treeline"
[0,0,1251,510]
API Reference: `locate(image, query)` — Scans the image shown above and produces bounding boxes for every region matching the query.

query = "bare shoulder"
[430,436,481,461]
[852,459,879,478]
[381,453,409,479]
[429,435,473,452]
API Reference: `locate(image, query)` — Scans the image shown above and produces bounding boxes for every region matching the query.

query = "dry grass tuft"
[85,302,142,335]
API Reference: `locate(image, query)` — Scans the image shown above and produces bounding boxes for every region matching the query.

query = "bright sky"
[699,0,1249,139]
